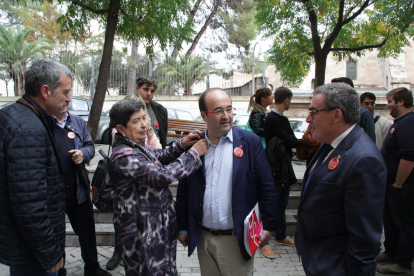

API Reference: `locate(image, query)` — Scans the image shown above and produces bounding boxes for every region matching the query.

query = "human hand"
[69,150,84,164]
[46,257,63,272]
[191,139,208,156]
[178,233,188,247]
[181,129,203,148]
[258,230,273,247]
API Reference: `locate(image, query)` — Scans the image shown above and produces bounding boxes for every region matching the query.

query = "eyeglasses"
[362,102,375,106]
[308,107,338,118]
[202,107,233,116]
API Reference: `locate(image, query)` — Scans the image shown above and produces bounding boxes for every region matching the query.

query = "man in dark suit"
[295,83,387,276]
[176,88,277,275]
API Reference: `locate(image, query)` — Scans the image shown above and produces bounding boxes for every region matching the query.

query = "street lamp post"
[252,42,264,95]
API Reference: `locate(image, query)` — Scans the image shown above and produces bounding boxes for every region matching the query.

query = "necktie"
[302,144,333,192]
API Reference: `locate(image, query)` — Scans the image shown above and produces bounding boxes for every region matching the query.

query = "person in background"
[106,93,162,270]
[108,100,207,275]
[264,87,298,247]
[331,77,376,142]
[301,124,320,166]
[54,105,110,276]
[135,76,168,148]
[376,87,414,275]
[248,87,273,148]
[360,92,392,150]
[296,83,386,275]
[0,60,70,275]
[176,88,277,276]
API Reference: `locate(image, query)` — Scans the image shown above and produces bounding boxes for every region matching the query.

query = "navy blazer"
[295,125,386,276]
[176,127,278,261]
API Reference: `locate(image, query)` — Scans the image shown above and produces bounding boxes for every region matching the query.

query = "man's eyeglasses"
[202,107,233,116]
[308,107,338,118]
[362,102,375,106]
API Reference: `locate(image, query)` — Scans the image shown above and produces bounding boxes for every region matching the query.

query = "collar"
[394,110,413,121]
[330,124,356,149]
[372,111,377,118]
[205,128,233,147]
[53,112,69,128]
[271,108,284,117]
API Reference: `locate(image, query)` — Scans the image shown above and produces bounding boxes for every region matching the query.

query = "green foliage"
[0,24,52,95]
[256,0,414,86]
[155,54,220,95]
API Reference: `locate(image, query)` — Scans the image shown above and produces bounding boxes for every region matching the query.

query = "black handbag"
[91,147,113,213]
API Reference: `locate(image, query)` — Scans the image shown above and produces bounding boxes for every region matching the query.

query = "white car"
[289,118,309,139]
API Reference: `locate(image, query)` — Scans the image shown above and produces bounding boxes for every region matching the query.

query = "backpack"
[91,148,113,213]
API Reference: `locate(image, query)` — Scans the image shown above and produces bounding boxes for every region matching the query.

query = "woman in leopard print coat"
[108,100,207,276]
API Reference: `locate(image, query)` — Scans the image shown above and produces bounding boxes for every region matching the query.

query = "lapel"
[232,127,245,187]
[300,126,363,204]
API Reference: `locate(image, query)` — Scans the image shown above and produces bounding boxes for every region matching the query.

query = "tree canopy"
[256,0,414,87]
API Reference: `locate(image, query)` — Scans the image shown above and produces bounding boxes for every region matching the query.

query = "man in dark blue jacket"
[0,60,71,275]
[54,107,110,276]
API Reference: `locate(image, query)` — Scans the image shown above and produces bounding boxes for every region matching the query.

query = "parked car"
[289,118,309,139]
[0,96,93,117]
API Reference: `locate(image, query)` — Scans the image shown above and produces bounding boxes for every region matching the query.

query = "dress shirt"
[202,128,234,230]
[53,112,68,128]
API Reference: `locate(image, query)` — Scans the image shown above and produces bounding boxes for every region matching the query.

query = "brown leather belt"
[202,226,235,236]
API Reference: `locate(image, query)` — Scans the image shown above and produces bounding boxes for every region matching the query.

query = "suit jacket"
[176,127,277,261]
[295,125,386,276]
[149,101,168,149]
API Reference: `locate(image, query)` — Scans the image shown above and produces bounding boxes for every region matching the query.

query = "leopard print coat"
[109,134,201,276]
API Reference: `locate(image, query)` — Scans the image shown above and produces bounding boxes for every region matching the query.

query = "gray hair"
[314,83,360,124]
[25,60,72,97]
[109,100,145,129]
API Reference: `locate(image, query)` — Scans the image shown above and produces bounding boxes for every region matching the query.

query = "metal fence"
[0,49,267,98]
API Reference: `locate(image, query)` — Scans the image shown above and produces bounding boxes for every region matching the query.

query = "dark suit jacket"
[295,125,386,276]
[149,101,168,149]
[176,127,278,261]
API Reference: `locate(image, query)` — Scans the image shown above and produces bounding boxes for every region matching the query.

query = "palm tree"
[156,54,219,95]
[0,24,53,96]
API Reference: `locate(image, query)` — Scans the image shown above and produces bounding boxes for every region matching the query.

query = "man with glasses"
[295,83,386,276]
[176,88,277,275]
[264,87,298,248]
[360,92,392,150]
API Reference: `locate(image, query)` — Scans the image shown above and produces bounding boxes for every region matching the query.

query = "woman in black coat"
[248,87,273,149]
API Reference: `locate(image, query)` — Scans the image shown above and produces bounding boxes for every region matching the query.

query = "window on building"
[346,60,357,80]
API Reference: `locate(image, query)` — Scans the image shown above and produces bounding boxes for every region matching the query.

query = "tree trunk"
[186,0,222,57]
[127,40,138,94]
[313,53,328,88]
[171,0,202,59]
[86,0,121,141]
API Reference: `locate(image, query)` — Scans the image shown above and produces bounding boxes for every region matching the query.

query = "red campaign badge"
[67,132,75,139]
[234,146,243,158]
[328,157,339,170]
[390,128,395,134]
[154,121,159,128]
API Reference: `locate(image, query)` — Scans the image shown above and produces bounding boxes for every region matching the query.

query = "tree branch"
[330,38,388,52]
[71,0,108,14]
[342,0,373,25]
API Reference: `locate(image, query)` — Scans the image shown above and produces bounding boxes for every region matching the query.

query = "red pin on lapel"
[154,121,159,128]
[67,132,75,139]
[328,157,339,170]
[234,145,243,158]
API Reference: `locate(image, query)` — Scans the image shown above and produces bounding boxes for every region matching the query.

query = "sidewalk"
[0,241,396,276]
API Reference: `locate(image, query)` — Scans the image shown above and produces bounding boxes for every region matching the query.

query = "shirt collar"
[205,128,233,147]
[330,124,356,149]
[53,112,68,129]
[394,110,413,121]
[272,108,284,117]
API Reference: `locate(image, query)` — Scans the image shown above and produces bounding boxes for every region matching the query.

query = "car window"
[167,108,177,119]
[71,98,89,111]
[234,115,249,126]
[176,110,194,121]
